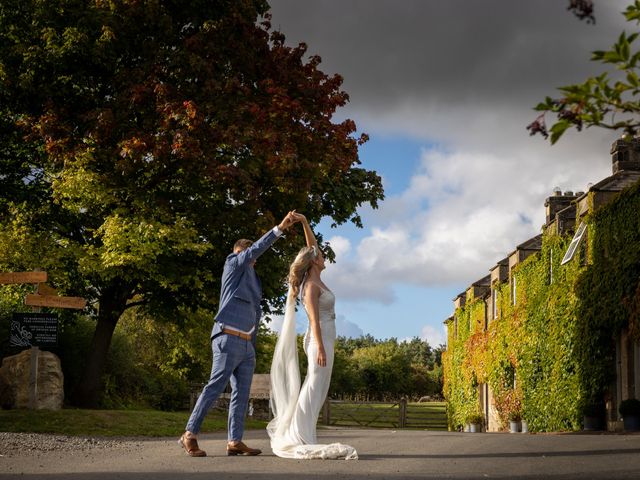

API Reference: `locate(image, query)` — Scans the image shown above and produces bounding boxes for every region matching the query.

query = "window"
[560,222,587,265]
[549,248,553,284]
[511,275,517,306]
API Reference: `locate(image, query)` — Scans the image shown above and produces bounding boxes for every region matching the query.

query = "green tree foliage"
[54,324,443,409]
[529,1,640,143]
[330,336,443,401]
[0,0,383,407]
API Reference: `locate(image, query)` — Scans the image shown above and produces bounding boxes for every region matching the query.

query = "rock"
[0,348,64,410]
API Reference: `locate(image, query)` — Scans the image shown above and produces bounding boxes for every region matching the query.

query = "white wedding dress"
[267,285,358,460]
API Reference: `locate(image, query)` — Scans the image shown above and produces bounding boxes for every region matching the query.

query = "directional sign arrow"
[0,271,47,284]
[24,294,87,310]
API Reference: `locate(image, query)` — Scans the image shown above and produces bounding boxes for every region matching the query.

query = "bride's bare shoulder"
[303,281,322,299]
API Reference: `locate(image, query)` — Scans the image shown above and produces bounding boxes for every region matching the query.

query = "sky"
[265,0,630,347]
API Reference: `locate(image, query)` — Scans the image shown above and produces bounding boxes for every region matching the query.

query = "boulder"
[0,348,64,410]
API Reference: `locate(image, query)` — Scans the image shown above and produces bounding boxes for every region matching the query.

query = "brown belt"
[222,328,252,341]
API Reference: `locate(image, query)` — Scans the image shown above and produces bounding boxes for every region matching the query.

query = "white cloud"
[264,312,306,335]
[327,235,351,257]
[324,132,615,305]
[267,0,628,340]
[265,312,363,339]
[335,314,364,338]
[420,324,447,349]
[265,314,285,334]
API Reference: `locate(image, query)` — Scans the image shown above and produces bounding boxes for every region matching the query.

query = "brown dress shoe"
[227,441,262,456]
[179,433,207,457]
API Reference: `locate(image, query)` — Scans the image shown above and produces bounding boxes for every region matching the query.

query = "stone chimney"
[611,138,640,173]
[544,189,578,225]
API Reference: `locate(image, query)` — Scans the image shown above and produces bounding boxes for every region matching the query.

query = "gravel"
[0,432,144,457]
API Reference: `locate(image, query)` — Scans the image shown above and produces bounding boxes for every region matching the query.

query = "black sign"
[10,313,59,347]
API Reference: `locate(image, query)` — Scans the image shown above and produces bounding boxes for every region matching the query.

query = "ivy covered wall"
[443,180,640,432]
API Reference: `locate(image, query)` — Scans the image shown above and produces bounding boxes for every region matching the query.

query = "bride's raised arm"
[293,213,317,250]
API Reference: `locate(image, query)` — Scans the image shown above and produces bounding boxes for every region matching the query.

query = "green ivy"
[444,179,640,432]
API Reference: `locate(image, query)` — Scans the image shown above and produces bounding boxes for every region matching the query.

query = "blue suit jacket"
[211,228,280,345]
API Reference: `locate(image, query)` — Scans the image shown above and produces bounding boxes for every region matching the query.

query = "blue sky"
[266,0,629,347]
[319,136,465,344]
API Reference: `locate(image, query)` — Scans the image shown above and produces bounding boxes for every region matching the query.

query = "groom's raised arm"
[233,211,298,266]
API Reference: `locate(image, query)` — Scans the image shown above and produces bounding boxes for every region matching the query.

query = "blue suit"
[186,228,280,441]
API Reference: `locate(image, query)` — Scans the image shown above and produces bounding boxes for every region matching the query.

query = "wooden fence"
[190,377,447,430]
[320,399,447,430]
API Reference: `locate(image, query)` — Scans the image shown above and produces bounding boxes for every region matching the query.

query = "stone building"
[444,139,640,432]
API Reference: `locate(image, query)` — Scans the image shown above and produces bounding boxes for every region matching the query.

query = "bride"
[267,213,358,460]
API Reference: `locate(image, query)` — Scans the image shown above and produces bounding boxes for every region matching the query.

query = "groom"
[180,211,298,457]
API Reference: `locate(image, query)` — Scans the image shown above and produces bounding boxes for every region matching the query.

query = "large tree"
[0,0,383,406]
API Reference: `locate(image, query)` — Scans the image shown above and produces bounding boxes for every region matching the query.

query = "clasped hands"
[278,210,307,231]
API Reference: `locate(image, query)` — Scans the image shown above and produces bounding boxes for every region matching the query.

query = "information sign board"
[10,313,58,347]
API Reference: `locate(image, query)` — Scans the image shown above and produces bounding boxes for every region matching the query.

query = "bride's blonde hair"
[288,246,318,299]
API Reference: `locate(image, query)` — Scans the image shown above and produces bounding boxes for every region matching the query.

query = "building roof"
[517,234,543,251]
[489,257,509,272]
[576,170,640,202]
[507,234,543,258]
[472,274,491,287]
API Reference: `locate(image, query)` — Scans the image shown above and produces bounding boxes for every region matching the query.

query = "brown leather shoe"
[179,433,207,457]
[226,441,262,456]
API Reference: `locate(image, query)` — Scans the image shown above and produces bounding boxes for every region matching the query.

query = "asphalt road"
[2,428,640,480]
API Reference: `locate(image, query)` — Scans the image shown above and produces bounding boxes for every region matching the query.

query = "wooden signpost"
[1,270,87,409]
[0,271,87,310]
[0,271,47,284]
[24,293,86,310]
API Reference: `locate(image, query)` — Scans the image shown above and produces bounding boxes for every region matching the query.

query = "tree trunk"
[73,283,131,408]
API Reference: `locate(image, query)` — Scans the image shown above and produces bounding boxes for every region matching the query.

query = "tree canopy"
[0,0,383,406]
[529,1,640,143]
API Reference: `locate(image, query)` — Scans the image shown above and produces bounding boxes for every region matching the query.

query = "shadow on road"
[364,447,640,459]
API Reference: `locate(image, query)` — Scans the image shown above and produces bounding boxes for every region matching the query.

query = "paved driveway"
[2,428,640,479]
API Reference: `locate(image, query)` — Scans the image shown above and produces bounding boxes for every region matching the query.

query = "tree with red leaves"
[0,0,383,407]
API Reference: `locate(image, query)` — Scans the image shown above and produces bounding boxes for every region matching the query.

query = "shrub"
[466,413,485,425]
[619,398,640,417]
[582,402,605,417]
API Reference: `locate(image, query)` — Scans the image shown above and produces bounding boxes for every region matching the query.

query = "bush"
[619,398,640,417]
[582,402,605,417]
[59,312,196,410]
[466,413,484,425]
[508,411,522,422]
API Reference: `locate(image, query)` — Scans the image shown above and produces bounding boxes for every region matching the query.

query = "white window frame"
[560,222,587,265]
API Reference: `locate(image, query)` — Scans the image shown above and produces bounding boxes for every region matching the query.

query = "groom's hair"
[233,239,253,253]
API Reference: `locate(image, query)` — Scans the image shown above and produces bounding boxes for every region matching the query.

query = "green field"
[0,408,267,437]
[0,401,447,437]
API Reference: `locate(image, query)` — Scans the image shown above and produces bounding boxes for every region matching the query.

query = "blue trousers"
[186,333,256,441]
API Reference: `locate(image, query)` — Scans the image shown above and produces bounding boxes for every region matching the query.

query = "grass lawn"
[0,408,268,437]
[0,402,446,436]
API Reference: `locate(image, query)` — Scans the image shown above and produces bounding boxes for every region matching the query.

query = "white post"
[28,346,40,409]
